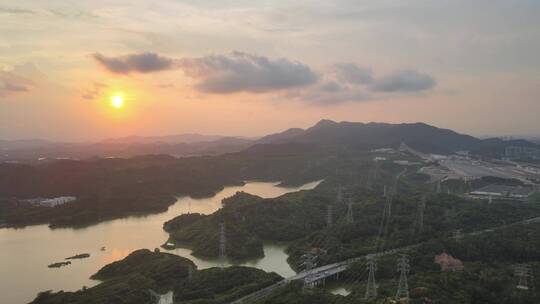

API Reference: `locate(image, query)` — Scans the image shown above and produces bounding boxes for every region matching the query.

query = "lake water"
[0,180,321,304]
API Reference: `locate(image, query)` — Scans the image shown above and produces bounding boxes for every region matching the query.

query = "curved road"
[229,215,540,304]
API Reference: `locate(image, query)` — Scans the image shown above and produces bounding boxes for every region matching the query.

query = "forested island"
[33,249,281,304]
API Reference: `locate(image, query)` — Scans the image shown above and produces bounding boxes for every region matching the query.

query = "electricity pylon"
[301,252,318,289]
[301,252,317,272]
[377,194,393,252]
[149,290,174,304]
[187,264,193,281]
[346,198,354,224]
[373,160,380,180]
[219,222,226,268]
[327,204,333,227]
[396,254,410,301]
[452,229,463,242]
[366,171,373,190]
[365,255,378,300]
[337,186,343,204]
[514,264,533,290]
[417,195,427,234]
[387,195,393,218]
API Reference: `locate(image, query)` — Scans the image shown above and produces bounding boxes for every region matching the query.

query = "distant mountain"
[250,119,539,155]
[256,128,305,144]
[0,139,56,150]
[3,120,538,162]
[0,136,253,162]
[101,133,225,144]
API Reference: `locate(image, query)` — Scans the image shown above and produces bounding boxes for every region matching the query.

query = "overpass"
[229,215,540,304]
[230,245,417,304]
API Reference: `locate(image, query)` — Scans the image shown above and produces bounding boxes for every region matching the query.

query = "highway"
[228,216,540,304]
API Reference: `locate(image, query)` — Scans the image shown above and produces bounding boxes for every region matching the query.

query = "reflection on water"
[0,180,321,304]
[168,242,296,278]
[328,286,351,296]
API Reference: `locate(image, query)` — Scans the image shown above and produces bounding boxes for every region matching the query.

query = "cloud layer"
[372,70,436,92]
[0,71,33,97]
[93,52,175,74]
[92,51,436,103]
[178,51,318,93]
[334,63,373,85]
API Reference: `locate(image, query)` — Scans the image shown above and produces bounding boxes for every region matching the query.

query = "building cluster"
[505,146,540,160]
[26,196,77,207]
[469,184,534,200]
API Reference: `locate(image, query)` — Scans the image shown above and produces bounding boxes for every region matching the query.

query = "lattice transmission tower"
[452,229,464,242]
[514,264,533,290]
[346,198,354,225]
[396,254,410,301]
[219,222,226,268]
[417,195,427,234]
[365,255,378,300]
[327,204,333,227]
[336,186,343,204]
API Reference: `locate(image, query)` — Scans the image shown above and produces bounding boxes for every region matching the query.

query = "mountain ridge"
[1,120,538,161]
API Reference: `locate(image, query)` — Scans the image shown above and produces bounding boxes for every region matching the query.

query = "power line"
[187,264,193,282]
[336,186,343,204]
[346,198,354,225]
[219,222,226,269]
[417,195,427,234]
[327,204,333,227]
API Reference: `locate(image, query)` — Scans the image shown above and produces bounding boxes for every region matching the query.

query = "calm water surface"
[0,180,321,304]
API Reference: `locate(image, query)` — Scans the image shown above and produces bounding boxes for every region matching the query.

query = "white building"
[29,196,77,207]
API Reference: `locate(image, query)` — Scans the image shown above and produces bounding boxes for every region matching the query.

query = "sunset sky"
[1,0,539,141]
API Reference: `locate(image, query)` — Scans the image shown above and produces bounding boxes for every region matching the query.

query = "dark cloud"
[0,71,33,97]
[0,6,36,15]
[334,63,373,85]
[372,69,435,92]
[4,82,29,92]
[93,52,175,74]
[178,51,318,93]
[81,82,107,100]
[293,67,435,104]
[320,81,344,92]
[294,84,370,105]
[90,51,435,102]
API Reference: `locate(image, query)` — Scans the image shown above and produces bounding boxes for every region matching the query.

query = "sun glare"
[111,95,124,109]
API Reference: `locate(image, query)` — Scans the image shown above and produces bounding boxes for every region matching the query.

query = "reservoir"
[0,180,321,304]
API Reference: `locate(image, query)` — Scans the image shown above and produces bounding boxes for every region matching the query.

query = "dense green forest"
[0,145,335,228]
[252,222,540,304]
[162,156,540,264]
[6,139,540,303]
[31,249,282,304]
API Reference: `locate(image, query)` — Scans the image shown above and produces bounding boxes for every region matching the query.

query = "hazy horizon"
[1,119,540,143]
[2,1,540,141]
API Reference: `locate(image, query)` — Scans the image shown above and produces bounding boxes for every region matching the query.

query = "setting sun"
[111,95,124,109]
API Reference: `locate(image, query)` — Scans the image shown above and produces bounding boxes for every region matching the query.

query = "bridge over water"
[229,215,540,304]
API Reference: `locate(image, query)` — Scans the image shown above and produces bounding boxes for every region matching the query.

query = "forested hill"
[255,119,538,155]
[3,120,537,162]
